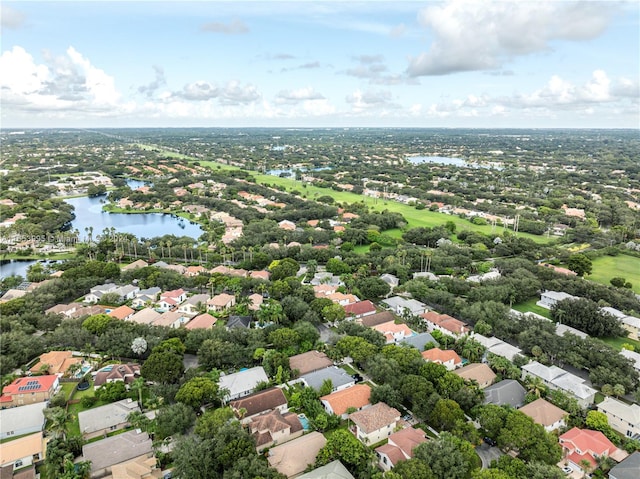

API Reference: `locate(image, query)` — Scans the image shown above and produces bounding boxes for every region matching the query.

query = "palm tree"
[579,459,592,478]
[525,376,547,398]
[44,406,71,440]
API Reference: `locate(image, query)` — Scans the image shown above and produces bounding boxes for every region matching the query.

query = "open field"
[599,336,640,352]
[589,254,640,293]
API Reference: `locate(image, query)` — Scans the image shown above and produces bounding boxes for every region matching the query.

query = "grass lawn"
[599,336,640,352]
[589,254,640,293]
[512,299,552,319]
[339,364,357,375]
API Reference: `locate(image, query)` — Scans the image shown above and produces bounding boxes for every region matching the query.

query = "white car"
[562,466,572,474]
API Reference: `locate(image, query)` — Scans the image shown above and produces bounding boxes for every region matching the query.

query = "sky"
[1,0,639,128]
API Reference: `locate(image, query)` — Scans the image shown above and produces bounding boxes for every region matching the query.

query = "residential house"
[289,351,333,377]
[0,403,47,440]
[559,427,627,472]
[134,287,161,301]
[375,427,428,471]
[556,323,588,339]
[82,429,154,479]
[152,311,189,329]
[84,283,117,303]
[127,308,161,326]
[94,363,140,389]
[349,402,401,445]
[184,313,217,330]
[230,387,288,423]
[108,305,135,321]
[536,290,577,310]
[121,259,148,271]
[399,332,439,351]
[0,432,44,470]
[373,321,415,344]
[521,361,596,408]
[620,349,640,375]
[45,303,78,317]
[249,409,304,450]
[78,398,140,440]
[344,300,377,319]
[29,351,81,376]
[310,273,343,287]
[159,288,187,304]
[177,294,210,315]
[115,285,140,301]
[207,293,236,311]
[422,348,462,371]
[413,271,438,281]
[360,311,396,328]
[326,292,359,306]
[226,315,251,330]
[250,270,271,281]
[472,334,523,362]
[267,431,327,478]
[219,366,269,402]
[484,379,526,408]
[301,367,355,393]
[184,265,206,277]
[420,311,470,337]
[454,363,497,389]
[313,284,337,298]
[379,273,400,289]
[321,384,371,418]
[382,296,428,316]
[0,376,59,408]
[466,270,501,283]
[519,398,568,432]
[609,451,640,479]
[110,456,162,479]
[597,397,640,438]
[621,315,640,341]
[278,220,296,231]
[247,293,264,311]
[297,461,354,479]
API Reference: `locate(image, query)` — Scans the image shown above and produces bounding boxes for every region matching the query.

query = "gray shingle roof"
[484,379,526,408]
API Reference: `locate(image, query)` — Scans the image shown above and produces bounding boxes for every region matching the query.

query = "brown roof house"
[93,363,140,389]
[0,432,44,471]
[184,313,217,330]
[519,398,568,432]
[29,351,81,376]
[321,384,371,419]
[108,305,135,321]
[349,402,401,445]
[267,431,327,478]
[110,456,162,479]
[248,409,304,451]
[376,427,428,471]
[454,363,497,389]
[421,348,462,371]
[0,376,59,408]
[230,387,288,423]
[207,293,236,312]
[360,311,396,328]
[289,351,333,377]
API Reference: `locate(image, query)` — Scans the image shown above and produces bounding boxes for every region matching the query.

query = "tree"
[413,432,478,479]
[141,350,184,383]
[315,429,373,477]
[155,402,196,439]
[355,276,390,300]
[44,406,71,439]
[269,258,300,281]
[95,381,127,402]
[269,328,301,351]
[613,383,626,398]
[131,337,148,356]
[195,407,235,439]
[322,303,346,324]
[585,410,617,442]
[175,376,219,409]
[567,254,592,277]
[551,298,626,338]
[392,459,435,479]
[256,300,286,325]
[429,398,466,431]
[82,313,114,335]
[476,404,508,439]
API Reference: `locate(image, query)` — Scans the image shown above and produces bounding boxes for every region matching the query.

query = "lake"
[64,196,205,242]
[0,259,38,280]
[407,156,502,170]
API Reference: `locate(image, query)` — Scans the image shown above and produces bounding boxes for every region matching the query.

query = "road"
[476,443,504,469]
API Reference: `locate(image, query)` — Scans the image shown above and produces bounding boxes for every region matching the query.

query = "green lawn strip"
[353,244,370,254]
[339,364,357,375]
[588,254,640,293]
[512,299,552,319]
[599,336,640,352]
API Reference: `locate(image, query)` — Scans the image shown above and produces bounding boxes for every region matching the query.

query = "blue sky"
[1,1,638,128]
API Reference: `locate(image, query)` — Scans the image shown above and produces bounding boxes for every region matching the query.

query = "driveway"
[476,443,504,469]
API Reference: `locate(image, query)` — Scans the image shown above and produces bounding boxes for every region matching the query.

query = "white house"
[521,361,596,408]
[597,397,640,438]
[349,402,401,445]
[219,367,268,402]
[536,290,577,310]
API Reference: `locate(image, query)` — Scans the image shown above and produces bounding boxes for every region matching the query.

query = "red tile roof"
[422,348,462,365]
[1,375,58,398]
[344,300,377,317]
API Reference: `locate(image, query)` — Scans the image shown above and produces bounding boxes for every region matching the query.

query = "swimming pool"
[298,414,310,431]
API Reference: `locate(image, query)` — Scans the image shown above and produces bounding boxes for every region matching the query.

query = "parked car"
[562,466,572,474]
[483,436,497,447]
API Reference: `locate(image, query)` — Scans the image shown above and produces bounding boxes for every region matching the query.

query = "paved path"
[476,443,503,469]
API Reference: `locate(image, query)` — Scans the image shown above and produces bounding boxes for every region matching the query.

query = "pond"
[0,259,37,280]
[64,195,205,242]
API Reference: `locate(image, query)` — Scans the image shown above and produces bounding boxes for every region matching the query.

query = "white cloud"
[408,0,615,76]
[346,89,400,113]
[201,19,249,34]
[174,81,220,101]
[138,65,167,97]
[275,87,325,104]
[66,47,120,106]
[1,5,26,30]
